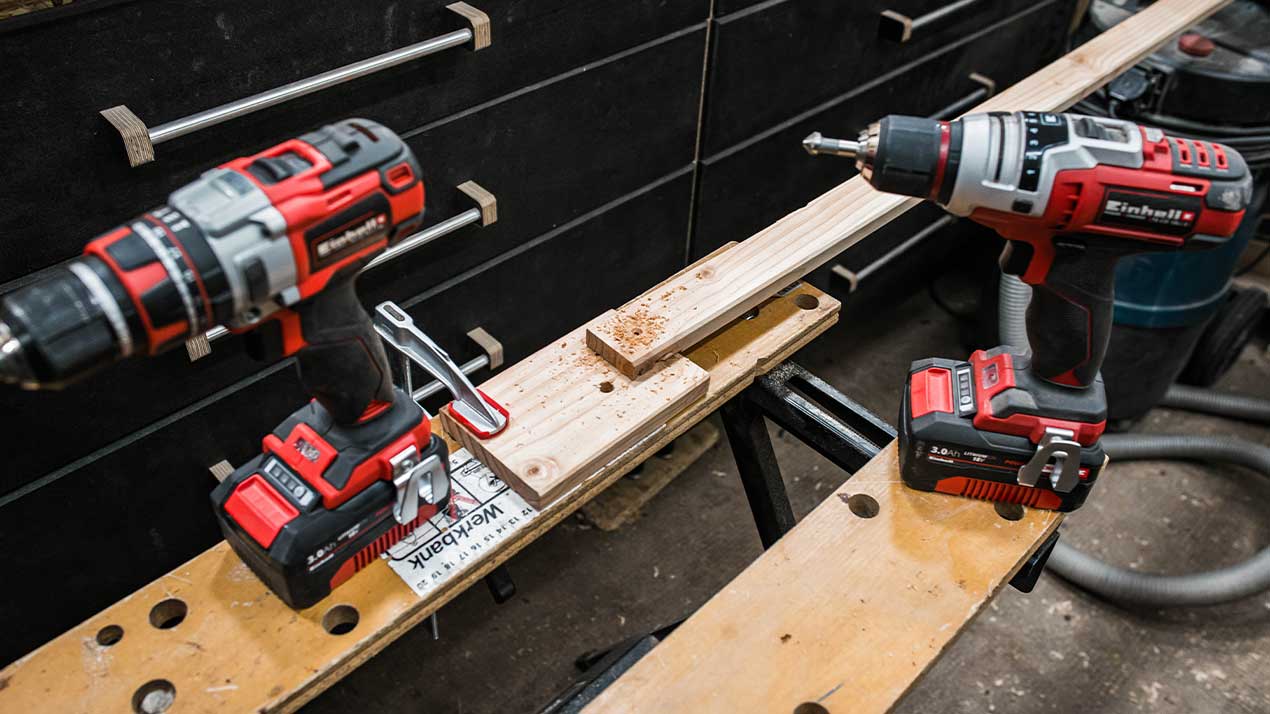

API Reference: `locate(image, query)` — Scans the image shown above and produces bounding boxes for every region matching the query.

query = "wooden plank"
[440,334,711,507]
[442,243,746,507]
[584,0,1231,377]
[0,285,839,714]
[583,443,1063,714]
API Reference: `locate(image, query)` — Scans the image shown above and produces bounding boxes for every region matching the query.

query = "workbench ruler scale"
[386,449,539,597]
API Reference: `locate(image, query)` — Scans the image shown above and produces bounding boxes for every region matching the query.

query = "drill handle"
[243,276,394,425]
[1003,237,1119,388]
[291,279,395,425]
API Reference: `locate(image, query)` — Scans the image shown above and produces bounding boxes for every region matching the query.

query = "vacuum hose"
[999,274,1270,607]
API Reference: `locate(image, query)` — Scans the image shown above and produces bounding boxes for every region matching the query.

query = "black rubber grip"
[293,278,394,425]
[1024,238,1119,387]
[871,115,944,198]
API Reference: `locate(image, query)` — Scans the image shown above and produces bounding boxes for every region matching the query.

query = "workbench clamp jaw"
[373,301,510,439]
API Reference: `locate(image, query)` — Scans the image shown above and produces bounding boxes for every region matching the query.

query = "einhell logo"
[1103,199,1194,226]
[1097,190,1199,236]
[315,213,388,260]
[294,438,321,463]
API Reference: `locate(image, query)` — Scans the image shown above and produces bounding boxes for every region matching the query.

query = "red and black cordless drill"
[0,119,460,607]
[806,111,1252,511]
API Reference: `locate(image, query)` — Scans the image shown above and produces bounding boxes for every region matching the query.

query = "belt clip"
[1017,427,1081,493]
[390,446,448,525]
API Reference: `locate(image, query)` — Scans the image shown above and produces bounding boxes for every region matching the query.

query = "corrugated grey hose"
[999,274,1270,607]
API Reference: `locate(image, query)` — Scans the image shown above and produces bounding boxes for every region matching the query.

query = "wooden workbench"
[0,284,838,713]
[582,444,1061,714]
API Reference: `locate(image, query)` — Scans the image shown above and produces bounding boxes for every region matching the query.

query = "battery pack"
[898,349,1108,512]
[211,387,449,608]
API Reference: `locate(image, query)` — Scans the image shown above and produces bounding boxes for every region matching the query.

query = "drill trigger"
[998,240,1034,277]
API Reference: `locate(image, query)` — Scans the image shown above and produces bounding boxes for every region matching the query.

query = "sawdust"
[605,305,666,350]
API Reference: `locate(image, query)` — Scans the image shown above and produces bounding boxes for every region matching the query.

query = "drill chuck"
[804,116,956,201]
[0,257,137,389]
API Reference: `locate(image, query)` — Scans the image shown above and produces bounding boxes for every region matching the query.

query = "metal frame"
[721,361,896,548]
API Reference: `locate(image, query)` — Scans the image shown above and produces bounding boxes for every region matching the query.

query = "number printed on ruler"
[384,449,539,598]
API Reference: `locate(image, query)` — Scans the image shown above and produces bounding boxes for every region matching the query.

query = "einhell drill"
[0,119,490,607]
[805,111,1252,511]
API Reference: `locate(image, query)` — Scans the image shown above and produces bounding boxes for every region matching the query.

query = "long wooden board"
[584,0,1231,377]
[0,285,839,714]
[583,443,1063,714]
[445,243,832,507]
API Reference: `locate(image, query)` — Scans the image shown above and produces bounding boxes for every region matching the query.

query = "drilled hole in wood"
[846,493,879,518]
[794,703,829,714]
[131,679,175,713]
[995,502,1024,521]
[96,624,124,646]
[148,599,187,630]
[632,328,643,336]
[323,604,360,635]
[598,381,615,393]
[794,294,820,310]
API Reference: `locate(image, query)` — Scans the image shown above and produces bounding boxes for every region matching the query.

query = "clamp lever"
[373,302,509,438]
[1017,427,1082,493]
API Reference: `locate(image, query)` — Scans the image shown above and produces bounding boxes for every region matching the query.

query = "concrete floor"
[305,280,1270,714]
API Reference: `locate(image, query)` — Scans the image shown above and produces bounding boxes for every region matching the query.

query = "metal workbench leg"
[720,397,797,549]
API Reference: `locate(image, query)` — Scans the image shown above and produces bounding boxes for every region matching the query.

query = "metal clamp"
[390,446,447,525]
[373,302,508,437]
[1017,427,1083,493]
[879,0,984,43]
[187,180,497,360]
[101,2,491,167]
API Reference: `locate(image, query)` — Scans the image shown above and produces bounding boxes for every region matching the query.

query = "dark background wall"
[0,0,1078,664]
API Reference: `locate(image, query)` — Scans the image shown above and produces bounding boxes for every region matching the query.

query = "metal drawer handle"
[101,2,491,167]
[928,72,995,120]
[879,0,985,43]
[187,179,497,360]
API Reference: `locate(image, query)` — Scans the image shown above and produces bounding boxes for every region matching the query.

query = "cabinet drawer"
[0,28,703,490]
[692,0,1072,259]
[0,0,708,285]
[0,170,692,667]
[702,0,1073,153]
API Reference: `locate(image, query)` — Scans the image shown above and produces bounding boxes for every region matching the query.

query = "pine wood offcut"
[584,0,1233,378]
[440,329,711,507]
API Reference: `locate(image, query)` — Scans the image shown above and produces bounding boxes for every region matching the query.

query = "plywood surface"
[584,443,1063,714]
[0,285,839,714]
[584,0,1231,377]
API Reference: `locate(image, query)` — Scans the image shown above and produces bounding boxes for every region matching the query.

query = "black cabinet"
[0,0,1079,665]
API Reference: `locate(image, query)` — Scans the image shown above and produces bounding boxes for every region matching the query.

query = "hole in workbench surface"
[131,678,175,713]
[846,493,880,518]
[794,294,820,310]
[794,703,830,714]
[96,624,124,646]
[598,381,614,393]
[323,604,360,635]
[995,502,1025,521]
[148,599,187,630]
